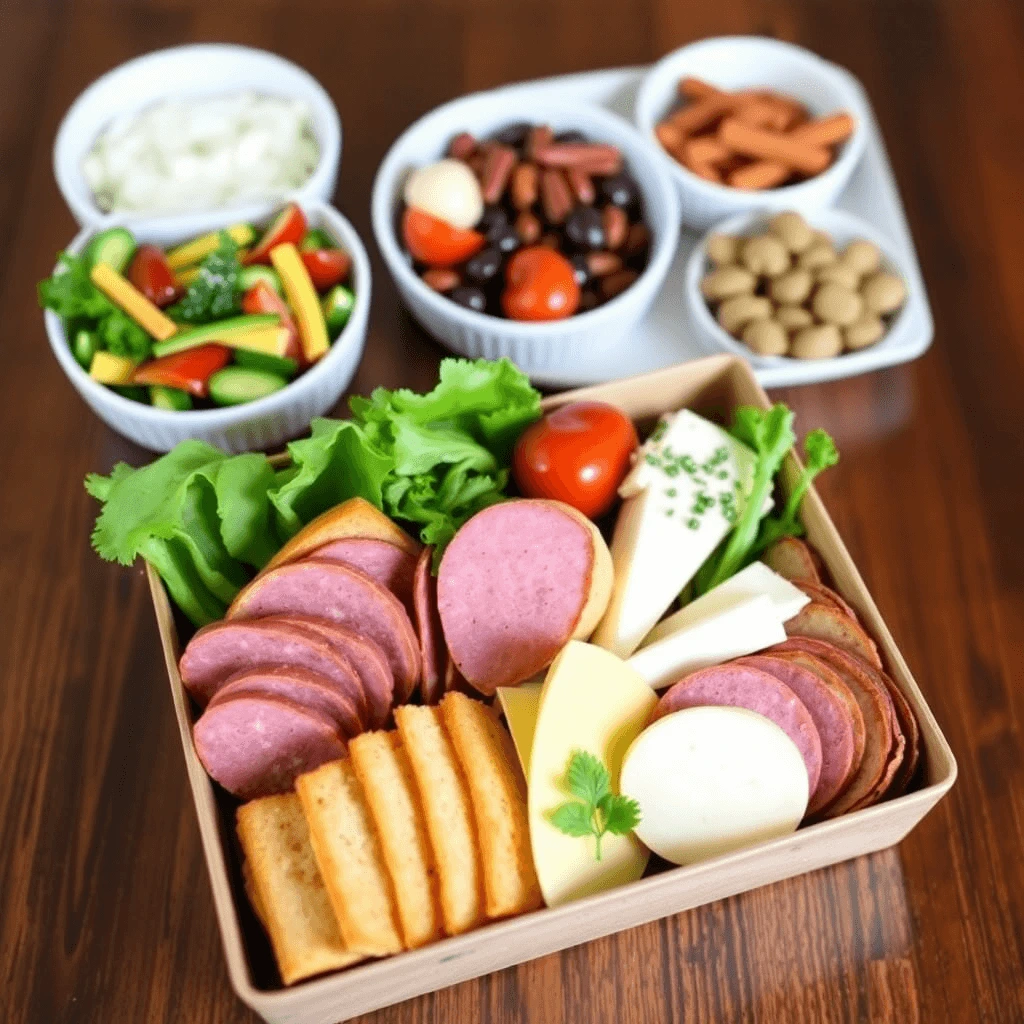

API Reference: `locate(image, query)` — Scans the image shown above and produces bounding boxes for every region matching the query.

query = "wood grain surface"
[0,0,1019,1021]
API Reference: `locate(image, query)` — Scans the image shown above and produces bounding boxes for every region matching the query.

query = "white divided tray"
[490,66,933,389]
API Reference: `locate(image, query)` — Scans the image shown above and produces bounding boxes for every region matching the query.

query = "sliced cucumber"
[233,349,298,379]
[238,264,284,296]
[300,228,336,251]
[208,366,288,406]
[322,284,355,338]
[149,386,194,411]
[72,328,100,369]
[153,314,279,357]
[113,385,149,403]
[85,227,136,274]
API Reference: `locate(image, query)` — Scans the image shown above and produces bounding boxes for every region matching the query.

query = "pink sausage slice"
[179,618,366,720]
[653,664,823,798]
[737,655,856,816]
[208,666,363,739]
[413,546,446,705]
[193,693,346,800]
[437,501,595,694]
[227,560,420,704]
[308,538,417,616]
[276,616,394,730]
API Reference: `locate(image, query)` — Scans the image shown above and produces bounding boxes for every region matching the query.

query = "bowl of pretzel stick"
[634,36,869,230]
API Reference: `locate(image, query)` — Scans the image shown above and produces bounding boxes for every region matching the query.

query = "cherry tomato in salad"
[241,281,304,364]
[513,401,639,519]
[132,344,231,398]
[244,203,308,265]
[502,247,580,322]
[402,207,485,267]
[127,244,179,307]
[300,248,352,291]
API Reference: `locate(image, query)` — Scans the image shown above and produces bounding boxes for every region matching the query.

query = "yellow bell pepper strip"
[89,351,138,385]
[270,242,329,363]
[90,263,178,341]
[166,224,256,270]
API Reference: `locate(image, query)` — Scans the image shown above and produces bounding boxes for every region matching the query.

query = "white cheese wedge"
[591,410,764,659]
[528,642,656,907]
[628,594,787,690]
[620,706,808,865]
[643,561,810,648]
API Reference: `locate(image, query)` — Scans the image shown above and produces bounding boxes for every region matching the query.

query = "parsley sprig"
[548,750,641,861]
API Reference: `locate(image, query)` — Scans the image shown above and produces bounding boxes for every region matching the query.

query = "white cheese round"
[403,159,483,230]
[620,705,808,865]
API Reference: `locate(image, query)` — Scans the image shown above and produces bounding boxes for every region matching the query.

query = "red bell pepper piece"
[240,281,304,364]
[128,244,179,307]
[132,344,231,397]
[243,203,307,266]
[300,248,352,291]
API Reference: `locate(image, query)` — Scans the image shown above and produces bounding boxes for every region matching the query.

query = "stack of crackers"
[236,691,542,985]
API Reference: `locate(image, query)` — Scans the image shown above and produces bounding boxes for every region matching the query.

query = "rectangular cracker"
[295,758,403,956]
[395,704,485,935]
[348,731,443,948]
[236,792,362,985]
[440,692,542,918]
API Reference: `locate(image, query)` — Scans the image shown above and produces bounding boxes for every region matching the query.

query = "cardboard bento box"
[147,353,957,1023]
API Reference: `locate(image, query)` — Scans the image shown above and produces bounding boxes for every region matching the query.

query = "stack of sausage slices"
[654,535,920,821]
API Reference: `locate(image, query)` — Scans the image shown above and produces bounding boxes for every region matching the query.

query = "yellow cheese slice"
[527,641,657,907]
[496,682,543,775]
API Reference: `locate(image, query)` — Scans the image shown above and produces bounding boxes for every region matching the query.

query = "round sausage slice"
[193,693,346,800]
[207,666,363,739]
[437,500,612,694]
[307,538,417,616]
[784,602,882,669]
[227,560,420,703]
[276,616,394,729]
[737,654,858,816]
[179,618,366,720]
[413,546,446,705]
[652,664,823,797]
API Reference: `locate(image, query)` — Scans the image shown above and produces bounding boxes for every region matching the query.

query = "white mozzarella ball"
[403,158,484,230]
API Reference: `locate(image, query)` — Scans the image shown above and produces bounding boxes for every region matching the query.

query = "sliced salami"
[227,560,420,703]
[307,538,417,616]
[411,546,446,705]
[193,693,346,800]
[784,602,882,669]
[652,664,823,798]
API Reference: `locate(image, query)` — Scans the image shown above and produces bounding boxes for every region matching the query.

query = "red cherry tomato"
[241,281,304,364]
[132,344,231,398]
[502,247,580,322]
[513,402,639,519]
[244,203,308,265]
[402,208,484,267]
[300,248,352,291]
[127,244,179,307]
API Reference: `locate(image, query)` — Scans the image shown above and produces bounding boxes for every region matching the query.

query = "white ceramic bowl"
[54,44,341,244]
[634,37,869,231]
[371,92,680,380]
[685,208,912,378]
[44,200,370,453]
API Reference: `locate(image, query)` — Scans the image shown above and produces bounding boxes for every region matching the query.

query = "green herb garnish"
[548,750,641,861]
[167,232,243,324]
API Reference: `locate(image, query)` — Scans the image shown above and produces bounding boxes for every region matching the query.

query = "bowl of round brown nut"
[685,208,909,363]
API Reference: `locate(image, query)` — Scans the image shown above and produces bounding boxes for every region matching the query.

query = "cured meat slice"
[437,500,612,695]
[878,669,921,796]
[307,538,417,616]
[208,666,362,739]
[784,602,882,669]
[193,693,346,800]
[762,537,822,583]
[652,664,823,797]
[227,560,420,703]
[412,547,446,705]
[737,654,859,816]
[793,580,859,622]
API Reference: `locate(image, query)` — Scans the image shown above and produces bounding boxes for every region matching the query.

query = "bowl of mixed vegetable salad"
[39,201,370,452]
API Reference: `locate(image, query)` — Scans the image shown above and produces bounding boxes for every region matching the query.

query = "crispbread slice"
[236,792,362,985]
[295,758,403,956]
[440,692,542,918]
[395,704,485,935]
[349,731,443,948]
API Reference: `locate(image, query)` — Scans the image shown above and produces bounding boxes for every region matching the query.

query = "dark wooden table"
[2,0,1021,1020]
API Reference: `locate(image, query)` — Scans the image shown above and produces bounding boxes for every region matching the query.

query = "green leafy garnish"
[38,251,151,362]
[548,750,641,862]
[167,232,243,324]
[694,406,838,595]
